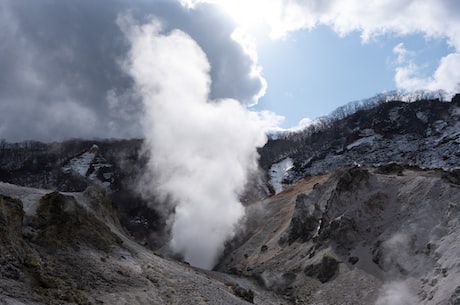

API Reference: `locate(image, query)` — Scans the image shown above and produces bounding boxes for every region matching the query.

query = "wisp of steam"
[118,15,267,269]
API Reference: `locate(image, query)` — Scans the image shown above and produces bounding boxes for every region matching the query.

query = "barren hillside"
[218,166,460,305]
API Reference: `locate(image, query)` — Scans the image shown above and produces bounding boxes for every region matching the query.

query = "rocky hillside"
[0,139,143,192]
[218,165,460,305]
[0,182,285,305]
[0,139,174,250]
[2,165,459,304]
[261,95,460,194]
[1,95,460,304]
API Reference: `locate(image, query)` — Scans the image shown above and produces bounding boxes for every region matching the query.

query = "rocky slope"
[0,138,268,250]
[0,139,143,192]
[217,165,460,305]
[0,182,285,305]
[1,95,460,304]
[0,139,174,250]
[2,165,459,304]
[262,95,460,194]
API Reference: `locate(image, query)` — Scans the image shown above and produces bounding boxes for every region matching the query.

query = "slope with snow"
[218,166,460,305]
[61,144,114,187]
[262,98,460,190]
[268,157,293,194]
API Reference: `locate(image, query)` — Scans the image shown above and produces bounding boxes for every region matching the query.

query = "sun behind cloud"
[181,0,275,29]
[214,0,267,25]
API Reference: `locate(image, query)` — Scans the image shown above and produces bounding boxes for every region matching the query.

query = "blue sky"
[254,27,453,127]
[1,0,459,141]
[2,0,459,270]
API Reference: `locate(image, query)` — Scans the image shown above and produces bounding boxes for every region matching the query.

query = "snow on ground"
[88,156,113,180]
[62,150,96,176]
[292,116,460,179]
[269,158,293,194]
[389,107,400,122]
[416,111,429,123]
[61,144,114,186]
[347,135,379,150]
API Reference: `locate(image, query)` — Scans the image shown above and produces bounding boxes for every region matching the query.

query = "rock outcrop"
[0,183,286,305]
[217,166,460,305]
[262,98,460,192]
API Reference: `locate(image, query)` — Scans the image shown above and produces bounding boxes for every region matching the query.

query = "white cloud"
[261,0,459,43]
[253,110,286,132]
[394,45,460,93]
[186,0,453,40]
[118,14,267,269]
[188,0,460,95]
[230,28,267,106]
[0,0,267,141]
[393,43,415,65]
[294,117,314,130]
[270,0,460,93]
[429,53,460,92]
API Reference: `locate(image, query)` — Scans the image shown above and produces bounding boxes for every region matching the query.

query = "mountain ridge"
[1,95,460,304]
[262,95,460,194]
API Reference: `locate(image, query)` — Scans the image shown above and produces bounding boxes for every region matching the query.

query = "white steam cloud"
[0,0,268,142]
[374,231,429,305]
[375,281,417,305]
[118,15,267,269]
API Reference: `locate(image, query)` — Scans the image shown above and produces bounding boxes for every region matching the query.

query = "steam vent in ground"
[1,96,460,304]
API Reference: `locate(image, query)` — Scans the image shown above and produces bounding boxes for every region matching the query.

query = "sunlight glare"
[216,0,265,26]
[200,0,278,29]
[181,0,283,39]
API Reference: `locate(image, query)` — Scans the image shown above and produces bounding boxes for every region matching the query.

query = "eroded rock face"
[304,256,339,283]
[443,169,460,185]
[217,166,460,305]
[0,189,127,304]
[0,195,26,282]
[28,192,122,252]
[1,184,288,305]
[286,193,322,244]
[260,97,460,189]
[448,286,460,305]
[0,139,170,251]
[335,167,370,193]
[0,195,24,247]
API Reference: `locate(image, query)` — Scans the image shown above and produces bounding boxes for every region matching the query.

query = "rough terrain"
[218,166,460,305]
[1,97,460,304]
[0,183,284,305]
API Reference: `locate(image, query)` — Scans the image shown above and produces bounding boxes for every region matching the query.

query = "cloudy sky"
[1,0,459,141]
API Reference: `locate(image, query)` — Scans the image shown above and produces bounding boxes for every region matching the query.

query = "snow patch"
[347,136,379,150]
[62,151,96,176]
[359,128,376,137]
[433,120,448,133]
[451,106,460,116]
[269,158,293,194]
[389,107,400,122]
[416,111,428,123]
[60,145,114,186]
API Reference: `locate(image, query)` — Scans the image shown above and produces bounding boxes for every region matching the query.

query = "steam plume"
[375,281,417,305]
[118,15,267,269]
